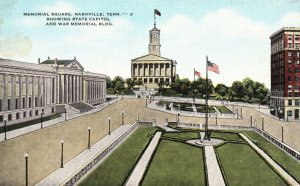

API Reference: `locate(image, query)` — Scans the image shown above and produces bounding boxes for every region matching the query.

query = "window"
[296,35,300,41]
[288,100,292,106]
[7,99,10,110]
[35,110,39,116]
[29,111,32,117]
[16,113,19,120]
[35,97,38,107]
[288,52,292,56]
[288,110,293,116]
[296,100,300,106]
[23,112,26,118]
[0,115,3,122]
[288,68,292,73]
[288,85,292,90]
[8,114,12,121]
[295,92,300,97]
[52,107,55,113]
[288,76,292,81]
[296,44,300,49]
[149,78,153,83]
[288,43,292,48]
[22,98,25,108]
[296,60,300,65]
[288,59,292,64]
[15,98,18,109]
[29,97,32,108]
[288,92,293,97]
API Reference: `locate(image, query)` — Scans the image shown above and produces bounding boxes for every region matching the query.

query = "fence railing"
[253,127,300,161]
[63,122,140,186]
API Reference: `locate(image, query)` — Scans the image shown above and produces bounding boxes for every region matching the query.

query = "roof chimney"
[38,58,40,64]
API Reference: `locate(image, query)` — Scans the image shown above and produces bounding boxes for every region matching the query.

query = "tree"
[112,76,124,91]
[106,76,113,88]
[125,78,135,90]
[253,82,269,104]
[193,78,214,97]
[215,83,228,97]
[230,81,244,100]
[242,77,255,102]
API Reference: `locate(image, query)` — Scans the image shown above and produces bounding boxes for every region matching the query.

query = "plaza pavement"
[36,124,133,186]
[204,146,226,186]
[125,132,162,186]
[0,98,299,185]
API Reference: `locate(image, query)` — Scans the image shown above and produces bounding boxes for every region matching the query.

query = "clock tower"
[148,25,161,56]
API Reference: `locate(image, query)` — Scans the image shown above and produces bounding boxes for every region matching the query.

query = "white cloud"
[278,12,300,27]
[0,33,32,58]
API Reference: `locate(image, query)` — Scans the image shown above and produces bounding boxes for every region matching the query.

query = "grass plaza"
[0,98,300,186]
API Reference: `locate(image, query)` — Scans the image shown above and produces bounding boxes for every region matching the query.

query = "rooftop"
[270,27,300,38]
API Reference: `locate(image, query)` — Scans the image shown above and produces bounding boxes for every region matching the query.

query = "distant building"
[0,57,106,125]
[131,24,177,89]
[270,27,300,120]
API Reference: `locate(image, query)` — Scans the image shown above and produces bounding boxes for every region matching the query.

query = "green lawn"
[210,132,243,142]
[163,131,199,140]
[216,143,287,186]
[142,140,206,186]
[215,106,233,114]
[79,127,157,186]
[244,131,300,182]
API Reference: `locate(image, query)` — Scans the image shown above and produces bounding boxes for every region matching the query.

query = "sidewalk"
[36,124,133,186]
[204,146,226,186]
[0,99,120,142]
[240,133,299,186]
[125,132,162,186]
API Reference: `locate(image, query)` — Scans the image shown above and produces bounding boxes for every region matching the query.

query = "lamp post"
[262,116,264,131]
[177,112,180,124]
[236,108,239,119]
[145,98,148,107]
[281,124,284,142]
[24,153,29,186]
[64,106,67,121]
[60,140,64,168]
[250,114,253,127]
[121,111,124,125]
[240,108,243,118]
[40,110,44,129]
[108,117,111,135]
[4,118,7,141]
[88,127,91,149]
[216,113,218,125]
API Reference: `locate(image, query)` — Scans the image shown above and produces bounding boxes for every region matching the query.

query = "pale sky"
[1,0,300,88]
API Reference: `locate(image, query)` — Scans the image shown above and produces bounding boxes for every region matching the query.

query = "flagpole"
[204,56,209,140]
[154,11,156,27]
[193,68,195,104]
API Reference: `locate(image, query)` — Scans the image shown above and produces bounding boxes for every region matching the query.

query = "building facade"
[131,24,177,89]
[270,27,300,121]
[0,57,107,125]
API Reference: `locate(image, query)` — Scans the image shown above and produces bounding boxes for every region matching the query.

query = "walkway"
[204,146,226,186]
[125,132,162,186]
[36,124,133,186]
[158,125,178,132]
[0,99,120,142]
[240,133,299,186]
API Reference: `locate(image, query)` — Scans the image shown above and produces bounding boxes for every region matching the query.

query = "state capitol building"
[0,57,107,125]
[131,23,177,89]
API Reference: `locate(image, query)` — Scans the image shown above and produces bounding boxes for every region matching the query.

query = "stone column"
[142,64,145,76]
[3,74,8,111]
[164,63,166,76]
[37,76,41,107]
[18,75,22,109]
[11,75,15,110]
[25,76,28,108]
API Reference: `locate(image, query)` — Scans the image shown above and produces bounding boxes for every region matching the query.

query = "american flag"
[207,61,219,74]
[194,70,201,77]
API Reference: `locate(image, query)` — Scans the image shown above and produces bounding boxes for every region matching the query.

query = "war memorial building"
[131,23,177,89]
[0,57,107,125]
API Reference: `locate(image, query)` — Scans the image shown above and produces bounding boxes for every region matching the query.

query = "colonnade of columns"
[0,73,55,112]
[132,63,172,77]
[85,80,106,105]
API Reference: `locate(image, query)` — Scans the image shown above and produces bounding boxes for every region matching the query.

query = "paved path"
[0,99,120,142]
[204,146,226,186]
[125,132,162,186]
[158,125,178,132]
[240,133,299,186]
[36,124,133,186]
